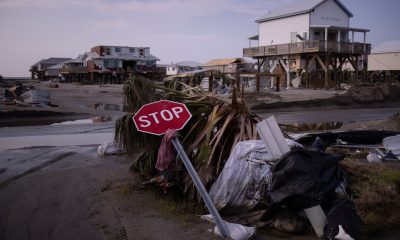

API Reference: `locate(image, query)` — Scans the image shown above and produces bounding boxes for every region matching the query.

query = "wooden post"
[209,73,213,92]
[236,73,240,90]
[355,56,359,82]
[324,55,329,89]
[276,76,280,92]
[305,71,309,89]
[241,83,245,104]
[256,59,260,92]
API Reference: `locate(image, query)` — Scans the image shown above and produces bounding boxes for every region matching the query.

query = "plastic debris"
[209,140,274,212]
[383,135,400,160]
[304,205,326,238]
[201,214,256,240]
[97,141,126,156]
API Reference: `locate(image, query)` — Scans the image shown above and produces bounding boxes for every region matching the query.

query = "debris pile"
[3,82,52,106]
[344,82,400,103]
[115,75,400,239]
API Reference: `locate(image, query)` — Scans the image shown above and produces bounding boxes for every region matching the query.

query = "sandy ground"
[1,81,400,240]
[0,145,216,240]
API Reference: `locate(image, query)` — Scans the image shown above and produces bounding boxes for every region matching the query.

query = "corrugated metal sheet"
[256,0,352,23]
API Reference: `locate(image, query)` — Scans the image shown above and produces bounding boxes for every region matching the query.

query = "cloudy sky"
[0,0,399,77]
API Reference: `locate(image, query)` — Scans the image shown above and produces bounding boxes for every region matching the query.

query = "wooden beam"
[324,55,329,89]
[256,59,260,92]
[278,58,289,73]
[316,55,328,72]
[306,55,317,70]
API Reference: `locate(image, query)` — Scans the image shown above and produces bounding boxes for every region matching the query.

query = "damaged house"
[31,45,161,83]
[166,61,202,76]
[30,57,72,80]
[202,58,253,74]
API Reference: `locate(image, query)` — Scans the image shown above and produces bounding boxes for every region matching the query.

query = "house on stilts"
[243,0,371,90]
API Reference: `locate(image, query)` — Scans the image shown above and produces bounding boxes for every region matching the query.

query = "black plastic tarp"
[266,149,345,213]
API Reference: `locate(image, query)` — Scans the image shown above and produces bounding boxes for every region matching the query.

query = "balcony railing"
[60,66,88,74]
[243,40,371,57]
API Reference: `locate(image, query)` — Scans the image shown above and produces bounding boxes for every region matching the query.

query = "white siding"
[368,52,400,71]
[166,66,178,75]
[310,0,349,27]
[259,13,309,46]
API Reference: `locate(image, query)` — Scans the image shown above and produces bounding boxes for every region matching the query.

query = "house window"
[291,32,297,43]
[129,48,135,53]
[314,31,321,40]
[105,47,111,55]
[115,47,121,53]
[104,60,109,67]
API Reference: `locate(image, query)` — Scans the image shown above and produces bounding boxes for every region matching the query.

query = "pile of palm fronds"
[115,75,261,201]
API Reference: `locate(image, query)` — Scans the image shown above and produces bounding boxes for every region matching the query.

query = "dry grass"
[340,158,400,234]
[115,75,260,202]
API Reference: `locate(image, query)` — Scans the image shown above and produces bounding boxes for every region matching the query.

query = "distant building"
[31,45,161,83]
[166,61,202,76]
[368,41,400,82]
[30,58,72,80]
[202,58,253,74]
[89,45,159,73]
[243,0,371,89]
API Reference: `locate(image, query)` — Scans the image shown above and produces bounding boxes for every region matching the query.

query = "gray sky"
[0,0,399,77]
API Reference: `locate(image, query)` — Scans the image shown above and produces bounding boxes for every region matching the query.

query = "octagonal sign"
[132,100,192,135]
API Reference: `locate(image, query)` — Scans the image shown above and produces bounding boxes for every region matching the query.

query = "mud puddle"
[0,132,114,151]
[86,103,122,111]
[280,121,344,132]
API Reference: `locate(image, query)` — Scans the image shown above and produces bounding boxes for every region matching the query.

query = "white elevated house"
[244,0,371,89]
[368,41,400,82]
[368,41,400,71]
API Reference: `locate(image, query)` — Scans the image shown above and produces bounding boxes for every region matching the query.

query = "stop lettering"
[132,100,192,135]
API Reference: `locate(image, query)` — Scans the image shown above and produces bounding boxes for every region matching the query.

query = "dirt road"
[0,145,215,240]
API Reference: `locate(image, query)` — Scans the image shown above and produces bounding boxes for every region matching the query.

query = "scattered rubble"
[343,82,400,103]
[114,76,400,239]
[3,82,53,107]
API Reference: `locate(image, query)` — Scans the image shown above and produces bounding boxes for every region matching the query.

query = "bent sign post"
[132,100,230,239]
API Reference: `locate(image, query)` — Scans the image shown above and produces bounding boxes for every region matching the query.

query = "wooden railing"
[243,40,371,57]
[60,66,87,74]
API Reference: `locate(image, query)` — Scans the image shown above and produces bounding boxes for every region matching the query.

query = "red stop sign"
[132,100,192,135]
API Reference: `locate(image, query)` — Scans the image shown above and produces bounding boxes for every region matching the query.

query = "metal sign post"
[132,100,230,239]
[171,137,230,239]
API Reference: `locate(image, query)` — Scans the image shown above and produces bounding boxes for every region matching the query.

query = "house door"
[328,32,337,41]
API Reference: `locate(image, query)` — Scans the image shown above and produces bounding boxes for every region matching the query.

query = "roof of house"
[31,57,72,68]
[171,61,202,68]
[47,60,71,70]
[202,58,247,67]
[256,0,353,23]
[371,40,400,53]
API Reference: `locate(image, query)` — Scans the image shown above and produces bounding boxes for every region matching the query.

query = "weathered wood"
[243,40,371,57]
